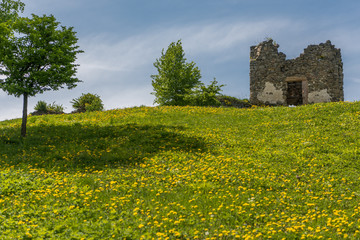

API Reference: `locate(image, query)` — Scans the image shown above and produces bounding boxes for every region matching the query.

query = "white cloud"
[349,78,360,84]
[182,19,292,53]
[78,18,294,77]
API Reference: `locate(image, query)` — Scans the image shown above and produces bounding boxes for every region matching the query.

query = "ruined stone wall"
[249,39,344,105]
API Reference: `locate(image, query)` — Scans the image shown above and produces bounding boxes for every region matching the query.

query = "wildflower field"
[0,102,360,239]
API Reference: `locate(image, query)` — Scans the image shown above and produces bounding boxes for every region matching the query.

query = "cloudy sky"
[1,0,360,121]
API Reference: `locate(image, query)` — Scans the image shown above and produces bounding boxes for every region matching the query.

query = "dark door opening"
[287,81,303,105]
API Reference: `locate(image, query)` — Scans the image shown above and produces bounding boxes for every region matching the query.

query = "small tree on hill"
[151,40,224,107]
[0,1,83,137]
[151,40,202,106]
[71,93,104,113]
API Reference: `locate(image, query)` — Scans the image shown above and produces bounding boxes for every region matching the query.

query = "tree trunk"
[21,93,28,138]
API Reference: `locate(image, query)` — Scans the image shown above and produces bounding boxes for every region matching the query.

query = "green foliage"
[33,100,48,112]
[71,93,104,113]
[217,95,252,108]
[151,40,202,106]
[48,102,64,113]
[0,14,82,97]
[151,40,224,107]
[0,4,82,137]
[0,0,24,22]
[185,78,224,106]
[33,100,64,115]
[0,0,24,75]
[0,102,360,238]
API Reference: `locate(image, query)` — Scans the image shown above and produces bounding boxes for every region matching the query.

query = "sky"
[1,0,360,121]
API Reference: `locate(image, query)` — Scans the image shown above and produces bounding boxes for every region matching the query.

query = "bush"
[34,100,48,112]
[33,101,64,115]
[185,79,224,107]
[47,102,65,113]
[216,96,252,108]
[71,93,104,113]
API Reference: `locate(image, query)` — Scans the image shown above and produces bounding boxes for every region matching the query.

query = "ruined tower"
[249,39,344,105]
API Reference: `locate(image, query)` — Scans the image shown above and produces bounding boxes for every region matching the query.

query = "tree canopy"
[0,0,24,22]
[0,1,83,137]
[0,14,82,97]
[151,40,202,106]
[151,40,223,107]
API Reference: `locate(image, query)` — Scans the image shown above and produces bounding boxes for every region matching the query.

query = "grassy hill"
[0,102,360,239]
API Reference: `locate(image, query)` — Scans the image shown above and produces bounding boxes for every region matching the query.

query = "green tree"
[0,0,24,22]
[0,0,24,59]
[151,40,201,106]
[0,4,82,137]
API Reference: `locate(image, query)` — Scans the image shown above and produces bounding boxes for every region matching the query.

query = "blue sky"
[1,0,360,120]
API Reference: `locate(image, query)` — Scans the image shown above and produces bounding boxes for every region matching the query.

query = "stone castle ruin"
[249,39,344,105]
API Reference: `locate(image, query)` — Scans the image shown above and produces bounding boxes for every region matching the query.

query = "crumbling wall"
[249,39,344,105]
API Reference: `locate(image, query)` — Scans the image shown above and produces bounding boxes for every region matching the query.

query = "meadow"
[0,102,360,239]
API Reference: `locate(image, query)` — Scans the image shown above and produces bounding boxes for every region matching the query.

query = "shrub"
[33,101,64,115]
[216,96,252,108]
[185,79,224,107]
[34,100,48,112]
[47,102,65,113]
[71,93,104,113]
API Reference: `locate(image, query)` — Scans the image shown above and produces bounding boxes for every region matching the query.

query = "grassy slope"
[0,102,359,239]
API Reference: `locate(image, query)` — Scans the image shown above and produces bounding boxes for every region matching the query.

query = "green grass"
[0,102,360,239]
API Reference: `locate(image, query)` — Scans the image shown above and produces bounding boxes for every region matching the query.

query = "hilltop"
[0,102,360,239]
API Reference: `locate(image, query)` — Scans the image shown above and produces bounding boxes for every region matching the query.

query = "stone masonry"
[249,39,344,105]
